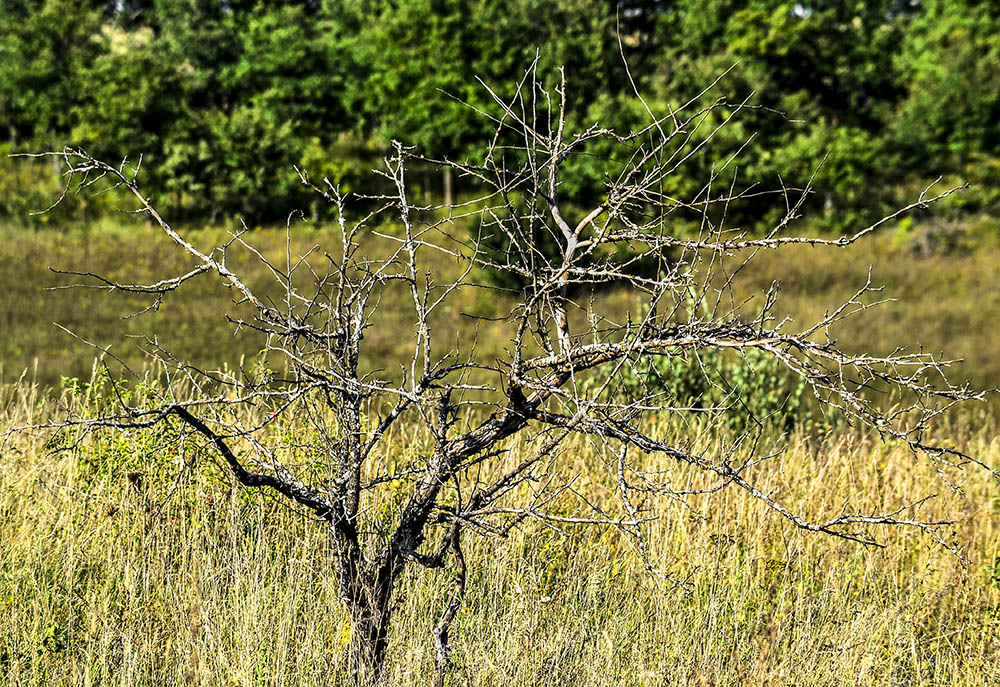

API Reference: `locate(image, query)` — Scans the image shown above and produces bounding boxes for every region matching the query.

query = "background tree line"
[2,0,999,230]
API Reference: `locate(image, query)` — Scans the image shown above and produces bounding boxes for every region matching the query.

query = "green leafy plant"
[616,295,820,433]
[622,346,810,432]
[38,622,66,655]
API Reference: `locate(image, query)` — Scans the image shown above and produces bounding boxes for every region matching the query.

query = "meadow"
[6,1,1000,682]
[1,382,998,686]
[4,217,1000,391]
[2,218,1000,685]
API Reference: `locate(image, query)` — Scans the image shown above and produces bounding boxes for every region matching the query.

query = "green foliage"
[2,0,1000,233]
[890,0,1000,171]
[605,293,823,432]
[0,0,104,146]
[37,623,66,655]
[622,346,813,432]
[986,554,1000,594]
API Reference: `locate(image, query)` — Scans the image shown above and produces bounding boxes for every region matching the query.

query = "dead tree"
[11,63,995,683]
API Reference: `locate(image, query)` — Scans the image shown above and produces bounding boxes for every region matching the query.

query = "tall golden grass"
[2,380,998,686]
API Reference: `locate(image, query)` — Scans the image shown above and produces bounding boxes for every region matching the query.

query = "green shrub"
[621,346,812,433]
[0,146,118,228]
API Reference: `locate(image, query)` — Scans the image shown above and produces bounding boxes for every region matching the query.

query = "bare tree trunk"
[329,516,395,685]
[346,606,392,685]
[442,167,453,208]
[49,144,61,180]
[341,573,395,686]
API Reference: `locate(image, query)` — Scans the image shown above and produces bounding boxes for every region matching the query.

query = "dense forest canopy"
[2,0,998,228]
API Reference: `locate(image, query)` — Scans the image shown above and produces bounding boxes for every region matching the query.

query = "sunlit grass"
[1,382,997,686]
[4,216,1000,393]
[2,216,1000,684]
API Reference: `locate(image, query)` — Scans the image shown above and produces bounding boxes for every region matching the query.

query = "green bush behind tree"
[2,0,999,229]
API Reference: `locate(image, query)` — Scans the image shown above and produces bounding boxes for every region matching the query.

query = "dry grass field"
[3,217,1000,390]
[1,381,998,686]
[2,218,1000,685]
